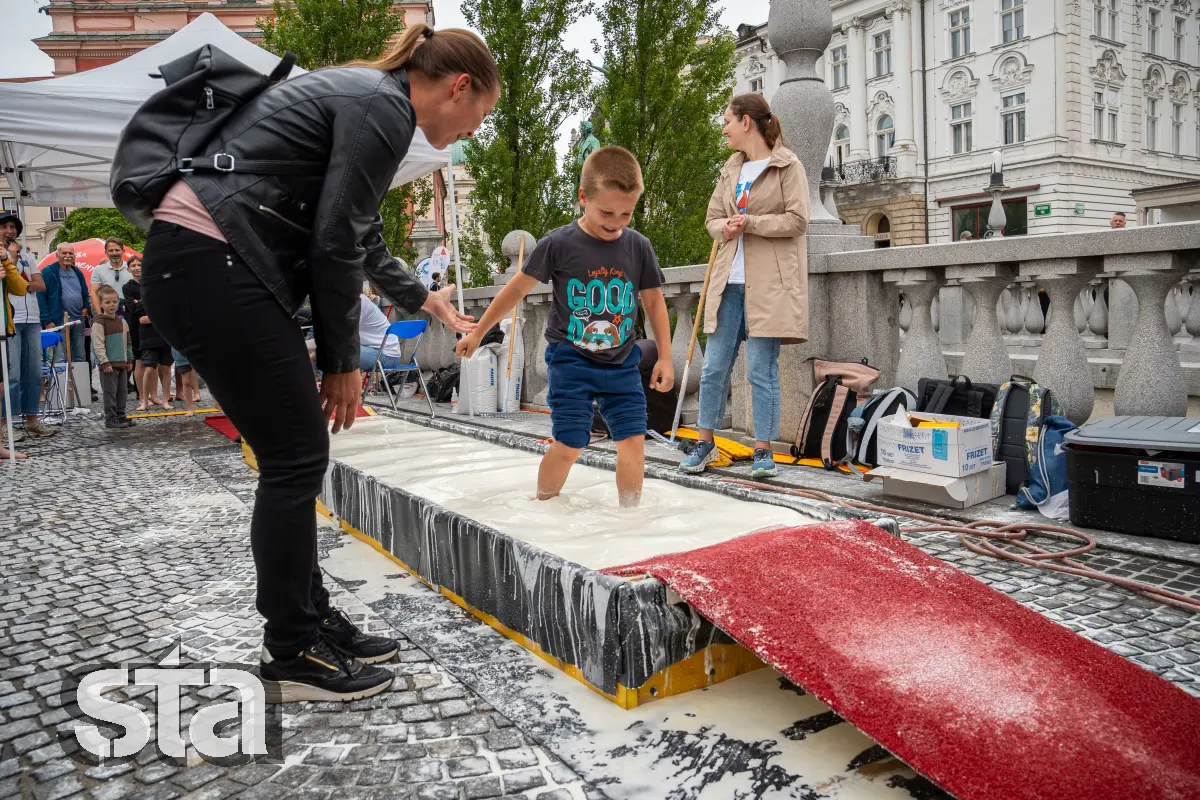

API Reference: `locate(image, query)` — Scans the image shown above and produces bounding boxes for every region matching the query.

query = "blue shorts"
[546,342,646,448]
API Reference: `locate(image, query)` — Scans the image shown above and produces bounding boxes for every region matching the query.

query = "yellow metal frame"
[246,445,766,709]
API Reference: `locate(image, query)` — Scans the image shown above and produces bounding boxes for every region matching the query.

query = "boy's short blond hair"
[96,284,119,302]
[580,146,644,197]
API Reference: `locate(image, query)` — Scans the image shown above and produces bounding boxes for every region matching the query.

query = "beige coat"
[703,144,810,343]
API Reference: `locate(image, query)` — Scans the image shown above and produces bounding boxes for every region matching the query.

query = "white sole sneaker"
[261,674,394,704]
[678,446,718,474]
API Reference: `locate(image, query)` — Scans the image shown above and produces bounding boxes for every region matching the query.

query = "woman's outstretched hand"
[423,285,476,334]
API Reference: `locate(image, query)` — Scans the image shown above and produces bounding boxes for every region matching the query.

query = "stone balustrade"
[396,222,1200,443]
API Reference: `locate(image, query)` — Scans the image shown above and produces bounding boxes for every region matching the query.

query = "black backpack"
[916,375,999,419]
[853,387,917,467]
[110,44,314,230]
[591,340,679,437]
[425,365,460,403]
[990,375,1062,494]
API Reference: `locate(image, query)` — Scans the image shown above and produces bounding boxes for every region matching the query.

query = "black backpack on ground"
[791,359,881,469]
[854,387,917,467]
[591,340,678,437]
[110,44,313,230]
[916,375,999,419]
[425,365,460,403]
[990,375,1062,494]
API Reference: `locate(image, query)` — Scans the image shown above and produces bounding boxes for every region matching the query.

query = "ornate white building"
[735,0,1200,245]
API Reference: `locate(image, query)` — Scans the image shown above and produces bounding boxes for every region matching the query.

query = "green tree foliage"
[594,0,736,267]
[461,0,593,267]
[51,209,146,252]
[261,0,433,269]
[258,0,404,70]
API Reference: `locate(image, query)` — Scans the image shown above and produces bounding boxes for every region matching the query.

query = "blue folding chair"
[40,330,68,425]
[366,319,434,416]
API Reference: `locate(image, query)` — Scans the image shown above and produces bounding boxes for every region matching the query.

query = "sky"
[2,0,772,149]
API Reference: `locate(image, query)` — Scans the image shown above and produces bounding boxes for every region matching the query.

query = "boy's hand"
[649,359,675,392]
[101,364,112,373]
[455,332,482,360]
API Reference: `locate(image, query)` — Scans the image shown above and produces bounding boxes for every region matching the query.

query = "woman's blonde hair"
[356,24,498,95]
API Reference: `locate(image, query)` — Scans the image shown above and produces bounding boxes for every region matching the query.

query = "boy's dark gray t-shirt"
[523,222,664,364]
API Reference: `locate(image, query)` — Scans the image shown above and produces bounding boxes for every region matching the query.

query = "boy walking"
[92,285,135,429]
[456,146,674,506]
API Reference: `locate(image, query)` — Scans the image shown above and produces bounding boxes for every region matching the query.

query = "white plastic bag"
[497,317,524,413]
[453,343,499,414]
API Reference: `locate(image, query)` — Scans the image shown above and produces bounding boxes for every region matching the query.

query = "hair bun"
[423,28,434,39]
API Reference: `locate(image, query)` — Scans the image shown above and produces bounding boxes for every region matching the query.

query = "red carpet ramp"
[606,520,1200,800]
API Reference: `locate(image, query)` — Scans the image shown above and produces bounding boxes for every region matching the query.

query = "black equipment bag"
[110,44,314,230]
[855,387,917,467]
[991,375,1061,495]
[590,340,678,437]
[425,365,460,404]
[916,375,999,419]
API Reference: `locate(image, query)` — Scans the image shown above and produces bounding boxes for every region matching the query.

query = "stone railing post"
[499,230,536,279]
[523,296,552,407]
[1107,252,1190,416]
[937,284,966,345]
[1082,279,1109,348]
[883,268,947,391]
[1183,273,1200,353]
[1106,278,1137,351]
[946,262,1017,386]
[1021,257,1102,425]
[668,293,703,423]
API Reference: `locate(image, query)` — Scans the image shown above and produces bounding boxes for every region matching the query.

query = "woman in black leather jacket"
[140,24,497,704]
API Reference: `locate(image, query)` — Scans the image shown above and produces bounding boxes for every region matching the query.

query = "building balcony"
[823,157,897,186]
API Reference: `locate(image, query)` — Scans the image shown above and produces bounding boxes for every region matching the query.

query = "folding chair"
[40,330,68,425]
[366,320,434,416]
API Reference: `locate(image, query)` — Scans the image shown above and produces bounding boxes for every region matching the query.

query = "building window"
[1172,103,1184,154]
[953,198,1029,239]
[1094,92,1106,139]
[750,78,763,93]
[833,124,851,165]
[1002,0,1024,43]
[873,31,892,77]
[1095,0,1119,40]
[951,101,973,154]
[1146,98,1159,149]
[1109,106,1120,142]
[1002,92,1026,144]
[1,198,16,213]
[876,115,895,157]
[830,45,848,89]
[1174,17,1186,61]
[1149,9,1160,55]
[50,207,67,222]
[950,8,972,58]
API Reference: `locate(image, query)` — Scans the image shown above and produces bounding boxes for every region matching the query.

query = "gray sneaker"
[751,448,778,478]
[678,440,718,474]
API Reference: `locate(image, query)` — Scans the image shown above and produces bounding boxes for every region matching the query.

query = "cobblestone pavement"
[372,396,1200,699]
[0,399,599,800]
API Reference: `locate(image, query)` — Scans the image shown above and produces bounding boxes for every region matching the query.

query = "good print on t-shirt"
[567,264,636,353]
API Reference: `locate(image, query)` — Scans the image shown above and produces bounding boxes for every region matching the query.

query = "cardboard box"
[876,412,994,478]
[865,463,1008,509]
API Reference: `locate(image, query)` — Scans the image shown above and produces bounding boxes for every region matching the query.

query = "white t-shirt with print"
[728,157,771,285]
[7,252,39,325]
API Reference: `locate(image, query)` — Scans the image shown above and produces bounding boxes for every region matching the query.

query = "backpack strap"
[268,52,297,83]
[179,154,324,176]
[821,384,851,469]
[793,379,825,462]
[927,382,954,414]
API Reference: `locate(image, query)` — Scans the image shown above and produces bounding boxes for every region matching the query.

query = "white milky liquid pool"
[326,416,821,570]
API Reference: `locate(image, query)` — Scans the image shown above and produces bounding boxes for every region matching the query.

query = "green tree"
[594,0,735,267]
[51,208,147,252]
[258,0,404,70]
[260,0,432,270]
[461,0,592,267]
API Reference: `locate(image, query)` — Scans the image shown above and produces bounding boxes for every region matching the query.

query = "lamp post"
[985,150,1006,238]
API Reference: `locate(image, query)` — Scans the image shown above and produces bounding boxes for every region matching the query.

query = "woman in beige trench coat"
[678,92,810,478]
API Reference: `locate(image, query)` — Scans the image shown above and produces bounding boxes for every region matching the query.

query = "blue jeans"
[697,283,782,442]
[3,323,43,418]
[360,346,403,373]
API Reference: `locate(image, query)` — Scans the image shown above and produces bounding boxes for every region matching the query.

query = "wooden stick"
[670,238,720,442]
[63,312,81,409]
[505,236,526,381]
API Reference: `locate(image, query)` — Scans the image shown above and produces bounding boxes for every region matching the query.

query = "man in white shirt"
[357,294,404,373]
[89,237,133,313]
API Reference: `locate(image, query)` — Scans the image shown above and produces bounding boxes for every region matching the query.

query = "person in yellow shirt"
[1,222,31,460]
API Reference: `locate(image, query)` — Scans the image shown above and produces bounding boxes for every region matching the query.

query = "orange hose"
[718,477,1200,614]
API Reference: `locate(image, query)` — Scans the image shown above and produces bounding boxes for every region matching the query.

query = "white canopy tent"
[0,12,473,458]
[0,12,450,208]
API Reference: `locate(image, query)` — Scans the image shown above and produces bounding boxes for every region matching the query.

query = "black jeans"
[141,222,332,657]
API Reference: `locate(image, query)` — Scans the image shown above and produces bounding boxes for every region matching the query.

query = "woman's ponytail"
[729,93,786,149]
[352,24,498,95]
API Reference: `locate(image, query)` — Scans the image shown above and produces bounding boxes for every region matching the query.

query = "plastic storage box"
[1064,416,1200,543]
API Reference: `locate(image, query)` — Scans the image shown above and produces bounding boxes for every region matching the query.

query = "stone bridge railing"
[400,221,1200,444]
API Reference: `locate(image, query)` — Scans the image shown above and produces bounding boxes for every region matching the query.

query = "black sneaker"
[259,637,393,703]
[119,418,136,428]
[105,420,122,429]
[319,609,399,663]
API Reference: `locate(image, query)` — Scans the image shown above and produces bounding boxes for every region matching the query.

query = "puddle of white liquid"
[327,416,820,570]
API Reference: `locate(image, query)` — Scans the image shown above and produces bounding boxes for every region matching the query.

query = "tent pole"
[447,161,473,418]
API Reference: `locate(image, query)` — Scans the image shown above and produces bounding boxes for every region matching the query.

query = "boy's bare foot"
[159,401,173,411]
[185,410,195,417]
[535,488,560,501]
[0,446,27,460]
